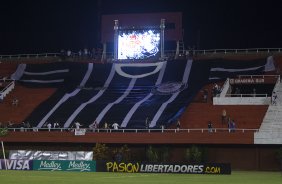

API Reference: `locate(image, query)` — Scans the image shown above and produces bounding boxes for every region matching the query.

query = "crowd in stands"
[60,47,103,61]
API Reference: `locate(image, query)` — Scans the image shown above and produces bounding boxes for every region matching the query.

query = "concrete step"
[255,83,282,144]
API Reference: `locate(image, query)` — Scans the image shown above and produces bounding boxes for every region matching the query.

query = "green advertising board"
[33,160,96,172]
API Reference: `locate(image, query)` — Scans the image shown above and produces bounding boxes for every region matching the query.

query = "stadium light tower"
[113,20,119,61]
[160,19,165,60]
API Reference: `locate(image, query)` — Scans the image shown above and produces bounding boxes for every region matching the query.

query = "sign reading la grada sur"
[97,161,231,174]
[33,160,96,172]
[229,78,265,84]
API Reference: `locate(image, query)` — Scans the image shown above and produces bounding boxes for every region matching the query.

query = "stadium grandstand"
[0,12,282,172]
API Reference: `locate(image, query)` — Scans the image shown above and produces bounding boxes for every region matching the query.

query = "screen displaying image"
[118,29,161,60]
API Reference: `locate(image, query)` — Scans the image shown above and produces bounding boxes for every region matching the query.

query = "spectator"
[60,49,66,60]
[221,109,227,125]
[145,117,149,129]
[25,121,31,131]
[112,122,119,130]
[78,50,82,57]
[67,50,72,57]
[231,119,236,133]
[91,48,96,58]
[252,88,256,97]
[89,120,98,132]
[0,94,3,102]
[227,118,232,132]
[47,122,52,131]
[83,48,89,58]
[53,122,60,130]
[176,119,181,131]
[104,122,108,129]
[208,121,213,133]
[203,89,208,103]
[272,92,278,105]
[12,98,19,106]
[7,121,14,129]
[160,124,165,132]
[212,83,221,97]
[235,87,241,95]
[32,127,38,132]
[75,121,82,129]
[2,76,7,83]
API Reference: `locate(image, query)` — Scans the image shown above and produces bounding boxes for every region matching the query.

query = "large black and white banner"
[12,57,275,129]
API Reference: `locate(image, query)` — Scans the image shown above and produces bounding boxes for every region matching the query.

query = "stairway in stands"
[254,80,282,144]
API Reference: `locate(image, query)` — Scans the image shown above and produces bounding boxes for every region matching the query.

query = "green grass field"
[0,171,281,184]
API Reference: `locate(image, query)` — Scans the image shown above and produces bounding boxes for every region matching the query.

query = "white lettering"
[174,165,181,172]
[68,161,91,171]
[147,165,153,172]
[22,161,30,170]
[6,160,15,169]
[187,165,193,172]
[39,161,61,170]
[163,165,169,172]
[198,165,204,173]
[167,165,174,172]
[193,165,199,173]
[138,164,205,174]
[158,165,164,172]
[2,160,30,170]
[153,165,158,172]
[180,165,187,172]
[140,164,145,172]
[16,160,23,169]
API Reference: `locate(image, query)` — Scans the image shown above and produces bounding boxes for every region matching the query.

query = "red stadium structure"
[0,12,282,172]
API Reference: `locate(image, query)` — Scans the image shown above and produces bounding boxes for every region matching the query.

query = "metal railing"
[225,94,269,97]
[0,80,15,100]
[194,48,282,55]
[237,75,280,79]
[0,53,59,60]
[0,48,281,62]
[5,127,259,133]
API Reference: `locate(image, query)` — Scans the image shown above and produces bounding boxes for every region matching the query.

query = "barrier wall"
[0,159,230,174]
[96,161,231,174]
[0,159,96,172]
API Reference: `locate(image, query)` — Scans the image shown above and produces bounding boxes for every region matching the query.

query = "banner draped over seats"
[12,57,275,129]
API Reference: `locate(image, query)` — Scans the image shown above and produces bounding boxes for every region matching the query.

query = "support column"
[175,41,180,59]
[160,19,165,60]
[101,43,107,61]
[113,20,119,61]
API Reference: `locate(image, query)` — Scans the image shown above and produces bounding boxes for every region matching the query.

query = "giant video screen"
[118,29,161,60]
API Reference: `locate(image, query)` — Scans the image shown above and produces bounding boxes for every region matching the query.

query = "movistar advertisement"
[96,161,231,174]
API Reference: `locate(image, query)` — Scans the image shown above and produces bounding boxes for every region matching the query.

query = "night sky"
[0,0,282,54]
